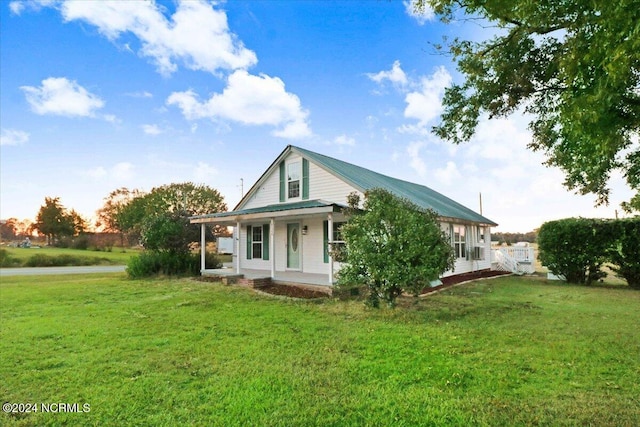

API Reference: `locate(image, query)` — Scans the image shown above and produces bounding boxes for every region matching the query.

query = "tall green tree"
[114,182,227,250]
[33,197,75,245]
[96,187,145,245]
[417,0,640,209]
[336,189,455,307]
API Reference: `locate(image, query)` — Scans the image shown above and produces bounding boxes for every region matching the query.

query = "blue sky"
[1,0,634,232]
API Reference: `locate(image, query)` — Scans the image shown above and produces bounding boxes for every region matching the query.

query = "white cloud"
[333,134,356,146]
[434,161,462,186]
[0,129,30,146]
[9,0,55,15]
[21,77,104,117]
[142,124,163,135]
[403,66,452,127]
[407,141,427,177]
[193,162,219,182]
[82,162,134,181]
[125,91,153,98]
[404,0,435,24]
[367,60,408,88]
[103,114,120,124]
[60,0,257,76]
[167,70,311,139]
[111,162,134,180]
[85,166,107,179]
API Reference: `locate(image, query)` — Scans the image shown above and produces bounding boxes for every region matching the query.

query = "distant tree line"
[4,182,227,277]
[492,231,538,245]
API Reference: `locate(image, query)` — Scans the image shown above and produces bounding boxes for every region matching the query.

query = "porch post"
[200,223,206,273]
[235,221,241,274]
[270,218,275,280]
[328,213,334,284]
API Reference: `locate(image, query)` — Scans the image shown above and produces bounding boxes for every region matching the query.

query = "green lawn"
[1,275,638,426]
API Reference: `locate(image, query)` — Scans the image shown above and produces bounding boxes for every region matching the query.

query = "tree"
[336,189,455,307]
[96,187,145,245]
[33,197,75,245]
[68,209,88,236]
[140,211,200,255]
[124,183,226,278]
[608,217,640,289]
[0,218,17,241]
[141,182,227,217]
[418,0,640,209]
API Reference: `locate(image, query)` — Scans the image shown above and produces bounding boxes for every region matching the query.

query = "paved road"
[0,265,126,277]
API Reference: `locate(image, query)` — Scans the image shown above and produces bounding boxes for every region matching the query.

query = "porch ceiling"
[190,199,346,225]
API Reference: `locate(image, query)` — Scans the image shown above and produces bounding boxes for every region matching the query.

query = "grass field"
[1,274,638,426]
[1,246,139,266]
[1,247,232,268]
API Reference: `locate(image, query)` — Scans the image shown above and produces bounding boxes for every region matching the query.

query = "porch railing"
[491,246,536,274]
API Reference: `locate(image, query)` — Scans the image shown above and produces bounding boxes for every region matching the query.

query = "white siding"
[441,222,492,277]
[300,217,328,275]
[238,223,271,271]
[242,170,281,209]
[307,162,362,205]
[241,152,361,209]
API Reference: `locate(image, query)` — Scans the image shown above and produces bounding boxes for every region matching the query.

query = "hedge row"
[126,251,222,279]
[538,217,640,288]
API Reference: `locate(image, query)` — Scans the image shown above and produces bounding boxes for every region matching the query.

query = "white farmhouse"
[191,145,497,288]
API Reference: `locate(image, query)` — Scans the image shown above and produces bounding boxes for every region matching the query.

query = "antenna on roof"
[239,178,244,198]
[479,192,483,215]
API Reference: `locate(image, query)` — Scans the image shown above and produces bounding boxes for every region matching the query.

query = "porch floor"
[202,267,332,287]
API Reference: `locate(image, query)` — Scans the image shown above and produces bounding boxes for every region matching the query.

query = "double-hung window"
[453,225,466,259]
[287,161,301,199]
[246,224,270,260]
[252,226,263,259]
[477,226,485,244]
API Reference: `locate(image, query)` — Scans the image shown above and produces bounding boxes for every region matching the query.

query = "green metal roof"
[291,145,497,226]
[191,199,342,220]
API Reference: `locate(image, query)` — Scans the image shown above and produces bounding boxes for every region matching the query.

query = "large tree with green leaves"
[96,187,145,245]
[417,0,640,209]
[33,197,76,245]
[115,182,227,249]
[336,189,455,307]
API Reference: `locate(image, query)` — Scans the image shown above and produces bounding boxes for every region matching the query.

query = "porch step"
[201,273,244,285]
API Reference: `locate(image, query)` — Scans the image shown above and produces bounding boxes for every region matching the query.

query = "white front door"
[287,223,300,269]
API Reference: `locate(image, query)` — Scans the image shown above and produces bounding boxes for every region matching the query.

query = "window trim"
[452,224,466,259]
[287,161,301,200]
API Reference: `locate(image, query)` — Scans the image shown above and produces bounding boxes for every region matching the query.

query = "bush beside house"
[538,217,640,288]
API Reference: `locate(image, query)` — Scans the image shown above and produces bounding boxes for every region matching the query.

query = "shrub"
[0,249,21,267]
[24,254,110,267]
[336,189,455,307]
[608,217,640,289]
[538,218,611,285]
[126,251,221,279]
[71,234,90,250]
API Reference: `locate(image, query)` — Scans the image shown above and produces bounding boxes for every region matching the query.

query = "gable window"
[287,161,301,199]
[453,225,466,259]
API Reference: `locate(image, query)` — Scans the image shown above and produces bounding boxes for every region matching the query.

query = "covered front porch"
[190,200,347,287]
[202,266,332,287]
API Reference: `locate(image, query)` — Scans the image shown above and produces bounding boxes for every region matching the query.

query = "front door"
[287,223,300,269]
